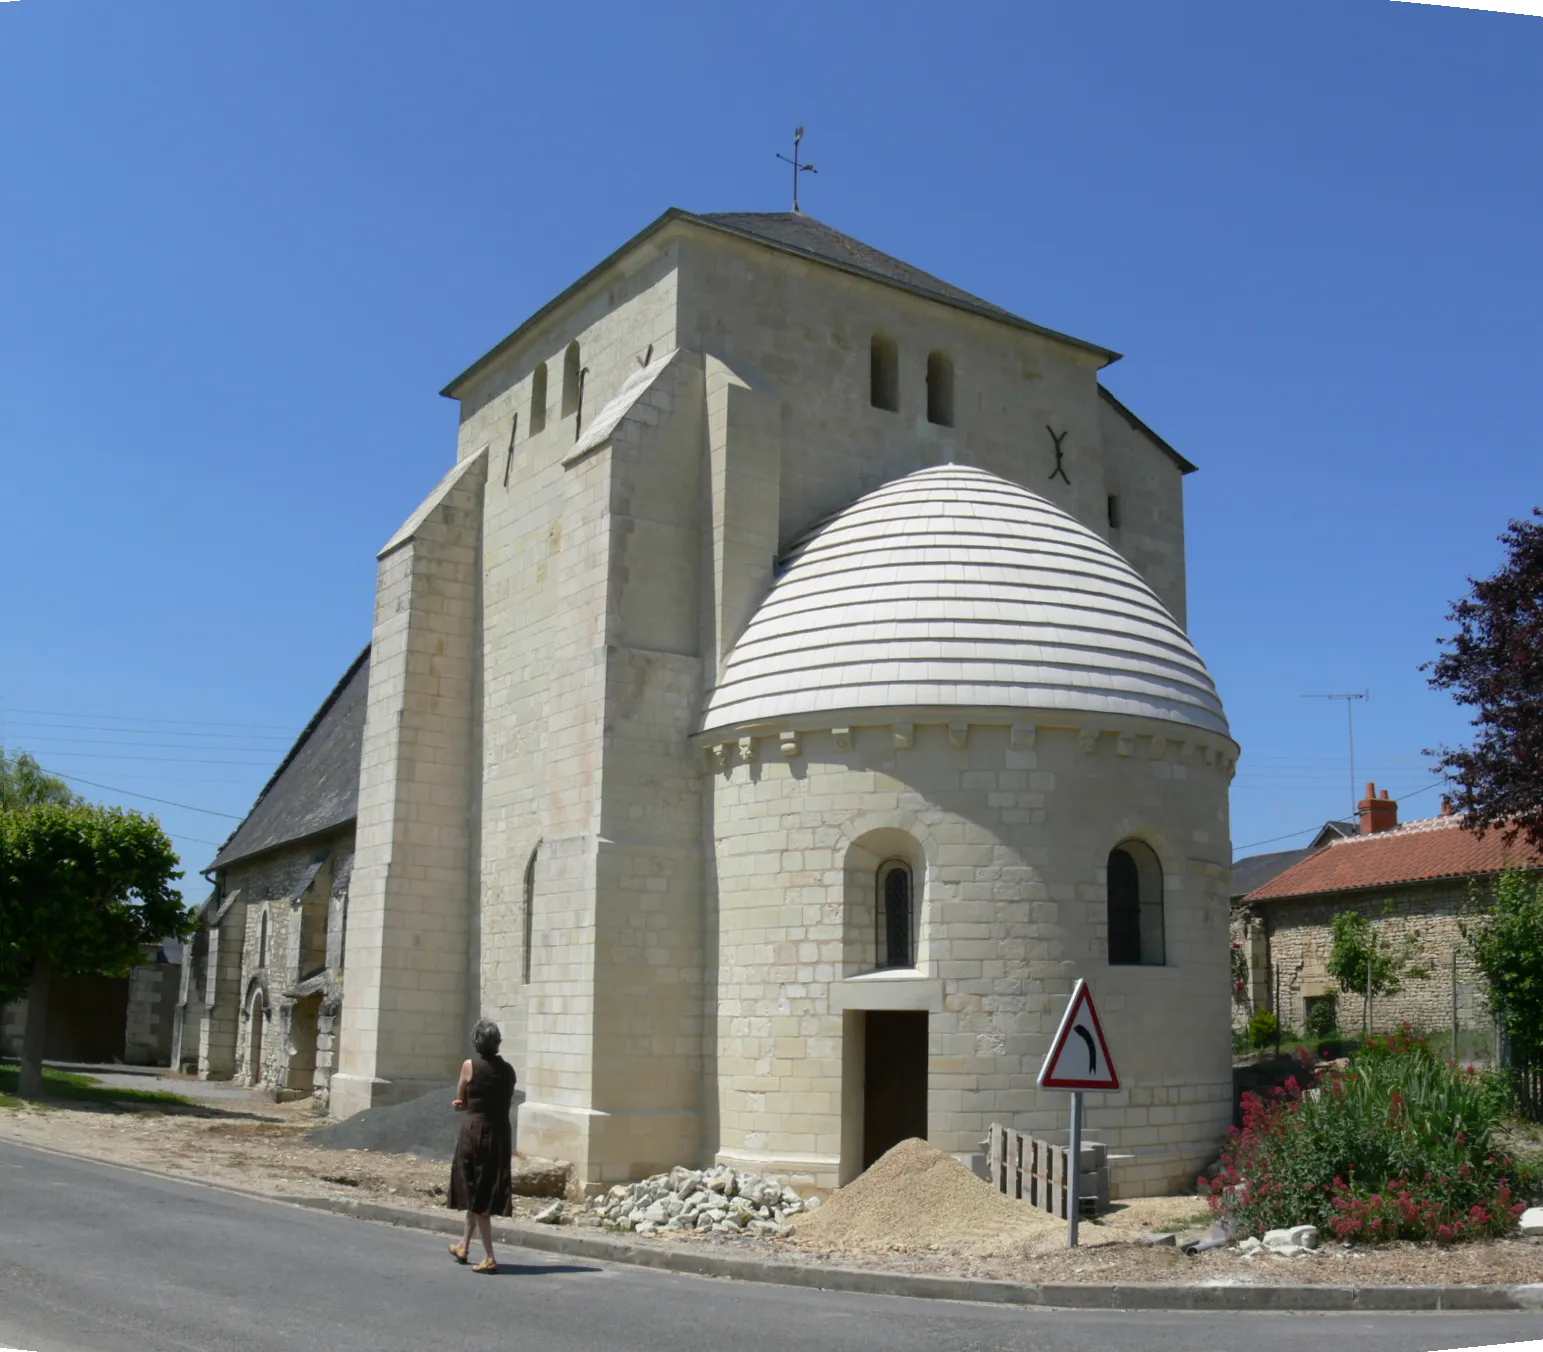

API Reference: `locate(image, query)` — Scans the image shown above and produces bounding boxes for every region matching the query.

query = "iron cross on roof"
[776,126,817,213]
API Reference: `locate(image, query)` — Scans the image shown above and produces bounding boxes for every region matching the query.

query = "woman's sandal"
[448,1244,469,1265]
[473,1258,498,1274]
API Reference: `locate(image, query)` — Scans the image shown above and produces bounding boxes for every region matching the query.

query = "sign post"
[1036,978,1120,1248]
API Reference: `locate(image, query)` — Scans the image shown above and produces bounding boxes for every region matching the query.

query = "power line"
[1232,778,1449,854]
[29,751,276,766]
[2,705,293,731]
[13,734,289,752]
[55,774,247,817]
[8,723,289,744]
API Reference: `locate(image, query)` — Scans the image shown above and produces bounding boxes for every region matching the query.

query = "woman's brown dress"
[449,1053,516,1216]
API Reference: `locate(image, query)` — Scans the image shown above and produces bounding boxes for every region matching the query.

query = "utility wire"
[3,705,292,731]
[56,773,245,820]
[1232,778,1449,853]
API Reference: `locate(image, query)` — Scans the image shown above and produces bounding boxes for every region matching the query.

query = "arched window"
[522,842,540,986]
[257,909,269,969]
[876,859,914,969]
[530,362,548,435]
[926,350,954,426]
[870,334,899,412]
[561,341,582,418]
[1107,841,1165,966]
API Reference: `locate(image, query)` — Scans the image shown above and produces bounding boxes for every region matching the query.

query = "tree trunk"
[17,957,52,1100]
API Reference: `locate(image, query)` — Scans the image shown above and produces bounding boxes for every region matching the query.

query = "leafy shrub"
[1304,994,1339,1041]
[1248,1010,1279,1051]
[1464,870,1543,1067]
[1204,1028,1532,1243]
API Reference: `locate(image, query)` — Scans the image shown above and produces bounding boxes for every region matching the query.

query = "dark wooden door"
[862,1011,928,1169]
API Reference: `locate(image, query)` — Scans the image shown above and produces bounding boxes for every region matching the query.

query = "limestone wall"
[217,831,351,1094]
[672,228,1188,624]
[1249,881,1491,1043]
[124,962,180,1066]
[706,717,1236,1198]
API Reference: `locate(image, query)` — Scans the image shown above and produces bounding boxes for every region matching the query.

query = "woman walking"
[447,1019,517,1274]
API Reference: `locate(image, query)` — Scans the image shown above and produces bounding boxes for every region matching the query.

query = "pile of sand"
[791,1137,1060,1256]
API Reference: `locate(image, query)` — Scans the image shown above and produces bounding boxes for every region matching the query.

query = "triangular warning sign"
[1037,979,1120,1092]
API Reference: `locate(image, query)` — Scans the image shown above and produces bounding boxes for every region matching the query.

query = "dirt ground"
[2,1095,1540,1288]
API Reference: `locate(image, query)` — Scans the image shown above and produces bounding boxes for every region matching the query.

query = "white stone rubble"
[584,1165,819,1238]
[1519,1206,1543,1237]
[1262,1225,1319,1252]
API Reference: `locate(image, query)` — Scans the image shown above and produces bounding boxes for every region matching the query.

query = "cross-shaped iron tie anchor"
[1047,426,1071,484]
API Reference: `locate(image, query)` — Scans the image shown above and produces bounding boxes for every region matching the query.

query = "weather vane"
[776,126,817,213]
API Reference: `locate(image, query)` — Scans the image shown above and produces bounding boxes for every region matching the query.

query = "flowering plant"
[1203,1033,1533,1243]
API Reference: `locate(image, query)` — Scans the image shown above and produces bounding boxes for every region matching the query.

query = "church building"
[182,209,1239,1198]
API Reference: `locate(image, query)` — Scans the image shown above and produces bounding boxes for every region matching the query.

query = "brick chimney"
[1358,782,1398,835]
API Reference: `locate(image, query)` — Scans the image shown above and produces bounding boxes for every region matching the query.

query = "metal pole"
[1067,1091,1082,1248]
[1365,928,1374,1038]
[1452,949,1459,1063]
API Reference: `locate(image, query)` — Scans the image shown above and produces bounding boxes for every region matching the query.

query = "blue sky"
[1,0,1538,899]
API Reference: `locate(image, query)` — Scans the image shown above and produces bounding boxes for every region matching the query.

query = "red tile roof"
[1244,815,1543,903]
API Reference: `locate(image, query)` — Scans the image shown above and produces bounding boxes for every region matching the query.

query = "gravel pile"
[585,1164,820,1237]
[313,1086,461,1161]
[791,1137,1057,1256]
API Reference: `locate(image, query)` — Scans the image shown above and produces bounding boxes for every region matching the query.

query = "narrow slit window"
[561,341,582,418]
[926,350,954,426]
[257,909,269,969]
[1107,841,1165,966]
[522,843,540,985]
[870,334,899,412]
[876,859,914,969]
[1107,494,1122,530]
[530,363,548,435]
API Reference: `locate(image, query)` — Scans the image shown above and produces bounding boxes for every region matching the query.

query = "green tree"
[1463,869,1543,1067]
[0,804,189,1099]
[0,748,79,811]
[1326,909,1427,1034]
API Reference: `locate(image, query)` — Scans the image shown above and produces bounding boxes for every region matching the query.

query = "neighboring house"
[1229,820,1355,905]
[1235,783,1543,1044]
[0,940,183,1067]
[172,647,368,1108]
[1229,820,1354,1027]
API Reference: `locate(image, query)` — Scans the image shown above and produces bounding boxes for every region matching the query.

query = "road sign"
[1037,979,1120,1092]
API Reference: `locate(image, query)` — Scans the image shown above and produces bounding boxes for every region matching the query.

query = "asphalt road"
[0,1140,1538,1352]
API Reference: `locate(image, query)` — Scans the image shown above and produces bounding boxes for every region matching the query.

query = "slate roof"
[699,465,1231,738]
[209,647,370,871]
[441,207,1123,399]
[698,211,1059,333]
[1245,815,1543,903]
[1230,848,1311,901]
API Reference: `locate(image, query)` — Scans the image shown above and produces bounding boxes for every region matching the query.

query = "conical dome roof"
[699,465,1229,739]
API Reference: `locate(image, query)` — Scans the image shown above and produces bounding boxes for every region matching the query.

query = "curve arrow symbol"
[1073,1025,1097,1073]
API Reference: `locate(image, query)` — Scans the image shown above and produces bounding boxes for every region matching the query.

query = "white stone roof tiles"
[699,465,1230,738]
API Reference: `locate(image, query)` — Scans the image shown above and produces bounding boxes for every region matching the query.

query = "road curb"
[4,1135,1539,1313]
[273,1192,1543,1313]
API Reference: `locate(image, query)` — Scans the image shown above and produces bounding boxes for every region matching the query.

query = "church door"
[862,1011,928,1169]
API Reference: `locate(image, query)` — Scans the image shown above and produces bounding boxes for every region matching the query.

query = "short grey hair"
[471,1019,502,1058]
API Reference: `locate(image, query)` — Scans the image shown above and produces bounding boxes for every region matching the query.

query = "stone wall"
[125,961,181,1066]
[213,829,352,1097]
[707,718,1236,1198]
[1244,880,1492,1044]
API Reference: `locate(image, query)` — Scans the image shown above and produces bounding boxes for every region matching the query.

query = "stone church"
[177,209,1240,1197]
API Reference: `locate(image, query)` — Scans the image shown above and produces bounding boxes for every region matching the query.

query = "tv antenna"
[776,126,817,213]
[1302,690,1369,818]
